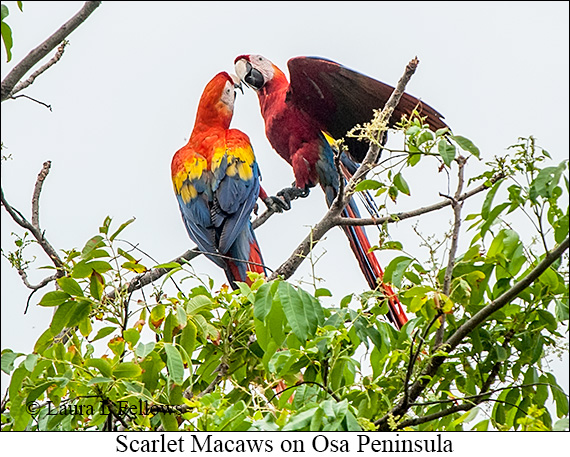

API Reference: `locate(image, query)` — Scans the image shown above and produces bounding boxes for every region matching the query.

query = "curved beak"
[229,73,244,94]
[235,59,265,90]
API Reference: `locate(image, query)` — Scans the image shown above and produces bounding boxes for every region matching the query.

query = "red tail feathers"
[226,238,266,288]
[343,202,408,329]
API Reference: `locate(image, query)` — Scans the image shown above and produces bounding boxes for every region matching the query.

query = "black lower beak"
[244,66,265,90]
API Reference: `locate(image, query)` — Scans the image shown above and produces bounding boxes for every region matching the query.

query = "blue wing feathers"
[176,148,261,283]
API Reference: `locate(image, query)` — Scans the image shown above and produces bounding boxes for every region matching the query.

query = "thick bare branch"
[1,1,101,102]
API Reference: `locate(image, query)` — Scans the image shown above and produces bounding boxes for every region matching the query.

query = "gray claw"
[263,196,290,213]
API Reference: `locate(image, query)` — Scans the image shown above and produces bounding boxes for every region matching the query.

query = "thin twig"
[8,94,52,111]
[197,362,229,398]
[1,1,102,102]
[11,42,68,97]
[22,274,59,314]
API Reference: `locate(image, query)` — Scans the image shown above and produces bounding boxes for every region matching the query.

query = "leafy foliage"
[1,1,23,62]
[2,128,568,431]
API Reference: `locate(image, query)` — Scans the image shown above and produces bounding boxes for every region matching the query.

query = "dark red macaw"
[171,72,266,289]
[234,55,447,328]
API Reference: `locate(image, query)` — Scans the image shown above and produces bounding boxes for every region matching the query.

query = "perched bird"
[171,71,266,288]
[234,55,446,328]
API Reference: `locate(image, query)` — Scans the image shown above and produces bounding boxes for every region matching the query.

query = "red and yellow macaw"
[171,71,265,289]
[234,55,446,329]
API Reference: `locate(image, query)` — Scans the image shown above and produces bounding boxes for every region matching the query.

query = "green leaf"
[1,5,9,21]
[153,262,181,269]
[355,179,384,192]
[438,139,456,166]
[109,217,135,241]
[1,349,23,374]
[113,362,142,379]
[140,351,164,392]
[546,373,569,418]
[217,400,247,431]
[529,163,567,201]
[383,256,413,289]
[91,326,115,342]
[408,152,421,167]
[481,180,503,220]
[185,295,212,315]
[87,376,113,386]
[393,173,410,196]
[315,288,332,298]
[135,342,156,359]
[122,261,146,274]
[89,272,104,301]
[150,304,166,330]
[452,135,480,158]
[39,290,70,307]
[164,343,185,385]
[81,235,105,260]
[555,298,569,322]
[123,328,141,347]
[57,277,84,297]
[471,419,489,431]
[34,328,54,353]
[23,353,38,372]
[278,282,317,341]
[49,301,76,335]
[1,21,13,63]
[72,260,112,278]
[282,406,319,431]
[178,320,196,358]
[86,358,113,378]
[553,418,569,431]
[160,412,179,431]
[66,300,91,328]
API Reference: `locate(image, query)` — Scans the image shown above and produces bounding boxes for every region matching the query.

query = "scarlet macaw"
[234,55,446,328]
[171,71,266,289]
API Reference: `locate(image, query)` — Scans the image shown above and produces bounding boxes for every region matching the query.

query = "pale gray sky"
[1,1,568,401]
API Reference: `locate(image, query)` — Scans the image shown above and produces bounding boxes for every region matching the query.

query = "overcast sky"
[1,2,568,399]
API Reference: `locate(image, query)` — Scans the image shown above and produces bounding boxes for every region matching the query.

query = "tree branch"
[435,155,467,347]
[1,1,101,102]
[31,161,51,228]
[374,236,570,430]
[1,166,64,272]
[104,248,202,301]
[337,172,503,227]
[10,42,68,97]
